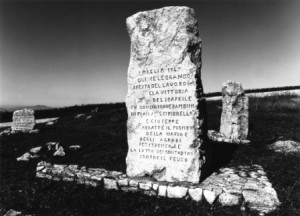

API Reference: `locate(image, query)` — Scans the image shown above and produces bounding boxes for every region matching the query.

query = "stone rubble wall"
[36,161,280,215]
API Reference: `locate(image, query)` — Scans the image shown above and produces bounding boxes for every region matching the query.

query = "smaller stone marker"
[11,108,35,131]
[220,81,248,140]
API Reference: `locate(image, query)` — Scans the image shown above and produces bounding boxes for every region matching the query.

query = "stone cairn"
[208,81,250,144]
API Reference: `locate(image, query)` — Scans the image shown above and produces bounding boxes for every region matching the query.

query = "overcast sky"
[1,0,300,107]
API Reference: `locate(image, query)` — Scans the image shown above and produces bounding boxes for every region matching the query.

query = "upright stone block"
[11,108,35,131]
[125,6,207,184]
[220,81,248,140]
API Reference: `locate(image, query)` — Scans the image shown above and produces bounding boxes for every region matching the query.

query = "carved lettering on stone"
[12,108,35,131]
[125,6,207,184]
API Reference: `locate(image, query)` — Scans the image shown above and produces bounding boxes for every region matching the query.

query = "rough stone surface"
[104,178,118,190]
[129,179,139,187]
[16,152,32,161]
[167,186,188,198]
[243,186,281,214]
[53,146,65,157]
[208,130,250,144]
[188,188,203,201]
[203,190,217,204]
[220,81,248,140]
[139,182,152,190]
[152,183,159,191]
[121,187,138,192]
[4,209,22,216]
[125,6,206,184]
[268,140,300,156]
[158,185,167,197]
[11,109,35,131]
[118,179,129,186]
[30,146,42,154]
[218,192,241,206]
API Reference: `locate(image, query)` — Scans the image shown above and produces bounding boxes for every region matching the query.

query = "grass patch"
[0,95,299,215]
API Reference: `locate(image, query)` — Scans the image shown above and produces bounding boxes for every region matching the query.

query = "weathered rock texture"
[268,140,300,156]
[208,130,250,145]
[125,6,206,184]
[220,81,248,140]
[36,162,280,215]
[11,109,35,131]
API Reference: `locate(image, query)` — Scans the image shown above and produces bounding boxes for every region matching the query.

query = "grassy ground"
[0,95,299,215]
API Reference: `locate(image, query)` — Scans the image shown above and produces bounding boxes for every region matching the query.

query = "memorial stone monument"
[220,81,249,140]
[125,6,207,184]
[12,108,35,131]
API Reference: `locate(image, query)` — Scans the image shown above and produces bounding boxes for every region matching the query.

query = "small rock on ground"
[16,153,32,161]
[46,121,55,126]
[69,145,81,150]
[74,114,85,119]
[46,142,59,151]
[268,140,300,156]
[29,129,39,134]
[4,209,22,216]
[53,146,65,157]
[30,146,42,154]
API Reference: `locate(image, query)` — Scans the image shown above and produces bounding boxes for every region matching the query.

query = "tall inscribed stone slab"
[220,81,249,140]
[12,108,35,131]
[125,6,207,183]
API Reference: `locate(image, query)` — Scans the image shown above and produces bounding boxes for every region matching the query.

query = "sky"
[1,0,300,107]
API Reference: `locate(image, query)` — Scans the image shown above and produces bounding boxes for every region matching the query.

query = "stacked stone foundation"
[36,161,280,215]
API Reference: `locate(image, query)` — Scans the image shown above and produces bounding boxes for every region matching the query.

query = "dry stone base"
[36,161,280,215]
[208,130,250,145]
